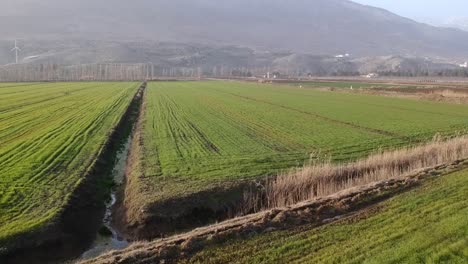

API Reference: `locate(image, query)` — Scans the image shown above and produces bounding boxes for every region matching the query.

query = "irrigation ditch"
[79,134,132,261]
[0,82,146,264]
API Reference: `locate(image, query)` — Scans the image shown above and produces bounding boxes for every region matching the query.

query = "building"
[365,73,379,78]
[335,53,350,58]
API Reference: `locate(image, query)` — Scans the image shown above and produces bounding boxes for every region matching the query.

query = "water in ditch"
[80,136,132,260]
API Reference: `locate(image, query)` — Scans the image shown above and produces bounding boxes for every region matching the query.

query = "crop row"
[0,82,139,242]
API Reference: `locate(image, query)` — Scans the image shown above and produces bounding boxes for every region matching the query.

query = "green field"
[184,169,468,264]
[0,82,139,244]
[3,80,468,255]
[138,81,468,202]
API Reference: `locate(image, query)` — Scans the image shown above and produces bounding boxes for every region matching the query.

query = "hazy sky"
[353,0,468,20]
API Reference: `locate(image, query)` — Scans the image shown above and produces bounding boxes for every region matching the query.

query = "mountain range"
[1,0,467,73]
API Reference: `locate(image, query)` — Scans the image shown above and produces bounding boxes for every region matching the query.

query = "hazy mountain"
[1,0,468,66]
[441,18,468,32]
[420,17,468,32]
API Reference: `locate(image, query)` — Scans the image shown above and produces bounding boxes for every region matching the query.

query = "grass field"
[137,81,468,202]
[184,169,468,264]
[0,82,139,245]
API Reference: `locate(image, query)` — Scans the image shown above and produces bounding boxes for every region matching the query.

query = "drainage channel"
[79,134,132,260]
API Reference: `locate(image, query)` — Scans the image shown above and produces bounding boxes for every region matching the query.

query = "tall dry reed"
[242,135,468,213]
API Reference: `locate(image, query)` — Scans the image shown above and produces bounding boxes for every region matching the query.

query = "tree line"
[0,63,270,82]
[1,63,467,82]
[378,68,468,78]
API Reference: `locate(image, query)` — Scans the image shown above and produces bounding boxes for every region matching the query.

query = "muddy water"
[80,136,132,260]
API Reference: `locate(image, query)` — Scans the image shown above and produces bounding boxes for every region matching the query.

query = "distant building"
[460,62,468,68]
[335,53,350,58]
[365,73,379,78]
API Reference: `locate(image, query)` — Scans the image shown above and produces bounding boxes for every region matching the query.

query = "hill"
[1,0,468,59]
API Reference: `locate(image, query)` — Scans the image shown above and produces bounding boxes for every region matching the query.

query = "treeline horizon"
[1,63,468,82]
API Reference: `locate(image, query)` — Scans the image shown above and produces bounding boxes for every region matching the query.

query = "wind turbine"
[11,39,21,64]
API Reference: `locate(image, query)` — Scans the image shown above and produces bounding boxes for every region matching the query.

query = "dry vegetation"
[345,86,468,104]
[242,135,468,212]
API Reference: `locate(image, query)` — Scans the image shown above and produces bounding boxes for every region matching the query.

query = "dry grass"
[243,135,468,212]
[435,89,468,98]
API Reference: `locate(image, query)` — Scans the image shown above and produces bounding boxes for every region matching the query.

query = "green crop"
[139,81,468,202]
[0,82,139,244]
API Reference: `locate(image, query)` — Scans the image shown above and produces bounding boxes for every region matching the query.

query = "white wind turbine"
[11,39,21,64]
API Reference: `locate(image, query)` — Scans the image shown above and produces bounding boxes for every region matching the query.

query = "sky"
[353,0,468,21]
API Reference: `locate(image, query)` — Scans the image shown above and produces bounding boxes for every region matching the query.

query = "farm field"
[0,82,139,246]
[135,80,468,205]
[183,168,468,264]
